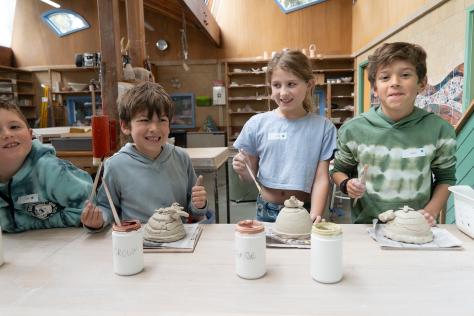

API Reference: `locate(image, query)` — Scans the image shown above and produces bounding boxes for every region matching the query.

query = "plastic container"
[112,219,144,276]
[310,222,343,283]
[235,220,266,279]
[448,185,474,238]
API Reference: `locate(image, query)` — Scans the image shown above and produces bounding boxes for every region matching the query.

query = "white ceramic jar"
[112,219,144,276]
[0,226,4,267]
[235,220,266,279]
[310,222,343,283]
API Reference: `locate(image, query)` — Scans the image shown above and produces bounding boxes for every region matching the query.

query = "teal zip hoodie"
[332,106,456,223]
[0,140,92,232]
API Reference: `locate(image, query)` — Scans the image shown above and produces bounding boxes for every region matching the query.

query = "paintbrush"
[239,149,262,194]
[87,158,104,202]
[102,181,122,227]
[353,164,369,207]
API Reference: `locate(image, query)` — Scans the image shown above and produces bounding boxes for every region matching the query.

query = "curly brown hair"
[368,42,427,87]
[117,81,175,125]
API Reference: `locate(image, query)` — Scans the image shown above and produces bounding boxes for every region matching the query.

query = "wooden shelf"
[228,96,270,101]
[331,108,354,112]
[52,90,101,95]
[229,71,266,76]
[313,68,354,73]
[229,84,269,88]
[225,56,354,143]
[332,95,354,99]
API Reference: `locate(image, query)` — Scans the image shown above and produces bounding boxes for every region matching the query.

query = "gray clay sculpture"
[273,196,312,240]
[378,205,433,244]
[143,203,189,243]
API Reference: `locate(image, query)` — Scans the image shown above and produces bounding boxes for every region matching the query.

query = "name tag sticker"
[402,148,426,158]
[17,193,39,204]
[268,132,287,140]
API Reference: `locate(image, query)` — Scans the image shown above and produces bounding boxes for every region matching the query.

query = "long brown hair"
[266,50,315,113]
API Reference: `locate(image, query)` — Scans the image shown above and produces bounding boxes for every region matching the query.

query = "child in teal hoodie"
[0,101,92,232]
[331,42,456,224]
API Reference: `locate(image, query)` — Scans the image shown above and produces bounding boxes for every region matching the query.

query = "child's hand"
[418,209,437,226]
[311,213,325,223]
[347,178,366,199]
[192,175,207,209]
[232,151,248,176]
[81,200,104,229]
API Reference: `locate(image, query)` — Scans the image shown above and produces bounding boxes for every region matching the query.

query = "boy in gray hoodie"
[0,101,92,232]
[81,81,209,230]
[331,42,456,224]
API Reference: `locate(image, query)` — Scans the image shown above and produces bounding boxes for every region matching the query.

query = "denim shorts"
[256,195,311,222]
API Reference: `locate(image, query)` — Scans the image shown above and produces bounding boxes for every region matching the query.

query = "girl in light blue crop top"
[233,50,337,223]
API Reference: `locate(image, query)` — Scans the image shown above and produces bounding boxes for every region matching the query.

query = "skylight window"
[41,9,90,37]
[274,0,327,14]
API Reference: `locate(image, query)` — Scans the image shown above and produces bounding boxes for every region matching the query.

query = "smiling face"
[121,110,170,160]
[0,108,33,181]
[373,59,427,121]
[270,67,311,119]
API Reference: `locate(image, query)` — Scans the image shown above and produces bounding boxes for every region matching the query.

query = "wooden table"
[56,147,230,223]
[1,225,473,315]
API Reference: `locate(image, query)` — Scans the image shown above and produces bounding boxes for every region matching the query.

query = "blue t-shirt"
[234,110,337,193]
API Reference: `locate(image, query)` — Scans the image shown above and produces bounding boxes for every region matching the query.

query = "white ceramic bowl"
[68,82,88,92]
[340,77,352,83]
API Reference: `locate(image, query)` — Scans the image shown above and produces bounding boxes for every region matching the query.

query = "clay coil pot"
[378,206,433,244]
[273,196,312,240]
[143,203,189,243]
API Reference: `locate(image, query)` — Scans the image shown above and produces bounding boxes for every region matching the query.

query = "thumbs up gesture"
[192,175,207,209]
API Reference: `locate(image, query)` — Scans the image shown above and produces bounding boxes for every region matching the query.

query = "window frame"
[274,0,327,14]
[41,9,90,37]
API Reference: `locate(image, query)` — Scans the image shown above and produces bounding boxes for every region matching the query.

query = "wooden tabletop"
[1,224,473,315]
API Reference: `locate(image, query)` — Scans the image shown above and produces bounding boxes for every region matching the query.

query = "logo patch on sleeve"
[26,202,59,219]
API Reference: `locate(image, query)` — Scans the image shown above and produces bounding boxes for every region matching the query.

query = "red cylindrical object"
[109,118,117,153]
[92,115,110,165]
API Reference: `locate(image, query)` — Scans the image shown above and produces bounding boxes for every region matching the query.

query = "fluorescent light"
[40,0,60,8]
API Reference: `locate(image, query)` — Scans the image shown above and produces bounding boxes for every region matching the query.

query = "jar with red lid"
[235,220,266,279]
[112,219,144,276]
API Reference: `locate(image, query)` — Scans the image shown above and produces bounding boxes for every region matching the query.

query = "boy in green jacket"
[331,42,456,224]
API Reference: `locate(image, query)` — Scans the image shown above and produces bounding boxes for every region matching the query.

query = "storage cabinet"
[0,65,36,126]
[48,66,101,126]
[312,56,354,126]
[225,60,275,145]
[224,56,354,146]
